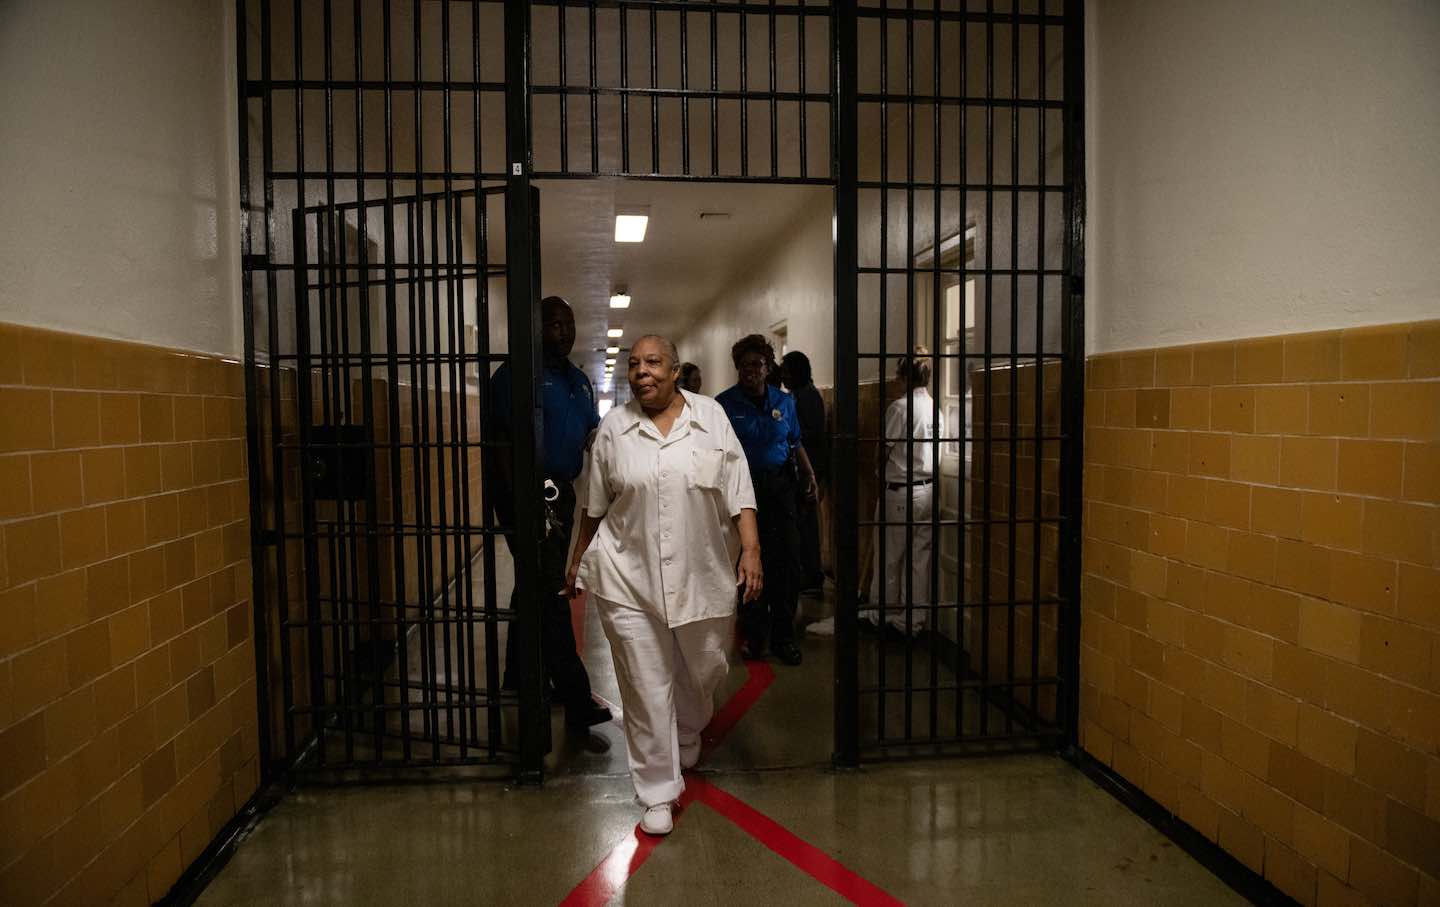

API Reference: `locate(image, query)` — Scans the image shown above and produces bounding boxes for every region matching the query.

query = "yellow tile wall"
[1080,319,1440,906]
[0,323,259,905]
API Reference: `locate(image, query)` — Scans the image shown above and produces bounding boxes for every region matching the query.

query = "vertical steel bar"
[979,0,994,736]
[620,3,630,172]
[798,0,807,179]
[680,6,690,175]
[954,0,969,742]
[589,3,599,174]
[739,6,749,177]
[928,0,942,743]
[237,0,275,779]
[902,0,915,744]
[1032,16,1047,720]
[1057,0,1087,748]
[437,0,462,755]
[505,0,548,783]
[1006,2,1020,735]
[353,0,385,763]
[382,0,414,764]
[710,4,718,176]
[768,0,778,178]
[649,5,659,174]
[475,1,502,761]
[831,0,860,769]
[559,0,568,173]
[875,0,889,746]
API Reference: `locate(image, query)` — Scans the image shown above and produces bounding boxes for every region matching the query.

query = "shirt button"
[664,559,672,566]
[661,471,669,478]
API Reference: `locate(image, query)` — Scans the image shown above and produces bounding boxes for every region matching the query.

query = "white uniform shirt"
[882,387,944,483]
[577,391,757,628]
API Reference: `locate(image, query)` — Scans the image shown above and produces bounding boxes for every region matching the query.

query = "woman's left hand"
[737,546,764,603]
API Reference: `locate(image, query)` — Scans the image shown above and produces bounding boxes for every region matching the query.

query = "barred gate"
[236,0,1084,781]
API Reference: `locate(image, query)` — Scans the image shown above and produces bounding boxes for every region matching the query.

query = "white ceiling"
[535,177,829,387]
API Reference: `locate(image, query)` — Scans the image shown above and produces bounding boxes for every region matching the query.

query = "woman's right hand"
[736,546,764,603]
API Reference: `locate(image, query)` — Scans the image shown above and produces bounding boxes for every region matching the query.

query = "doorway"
[236,0,1085,783]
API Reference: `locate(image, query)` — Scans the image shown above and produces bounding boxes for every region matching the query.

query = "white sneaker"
[640,803,673,835]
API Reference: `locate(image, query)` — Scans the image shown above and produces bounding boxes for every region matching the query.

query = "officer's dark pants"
[502,479,593,711]
[741,465,802,650]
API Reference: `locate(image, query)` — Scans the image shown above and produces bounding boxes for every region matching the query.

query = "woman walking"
[566,335,762,835]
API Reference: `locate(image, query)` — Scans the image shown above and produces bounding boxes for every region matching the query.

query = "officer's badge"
[771,408,782,421]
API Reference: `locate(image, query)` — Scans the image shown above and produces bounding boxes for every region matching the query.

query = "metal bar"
[383,0,413,765]
[875,0,889,746]
[559,0,568,172]
[768,0,778,177]
[505,0,548,785]
[739,6,749,177]
[1031,13,1048,720]
[650,4,659,174]
[1057,0,1087,749]
[798,0,807,179]
[831,0,860,769]
[1006,0,1020,736]
[710,4,718,176]
[236,0,275,780]
[680,6,690,175]
[955,0,969,744]
[530,84,834,102]
[620,2,630,172]
[928,0,942,744]
[979,0,994,737]
[902,0,915,744]
[590,2,599,173]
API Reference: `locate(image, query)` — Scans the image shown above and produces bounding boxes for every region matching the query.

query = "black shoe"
[773,642,803,666]
[565,702,612,733]
[741,639,765,661]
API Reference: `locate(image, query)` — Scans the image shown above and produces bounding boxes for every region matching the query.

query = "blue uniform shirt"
[716,383,801,471]
[489,359,599,481]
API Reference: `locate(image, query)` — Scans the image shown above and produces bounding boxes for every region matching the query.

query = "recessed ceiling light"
[605,358,616,366]
[605,346,620,355]
[614,209,649,243]
[607,328,624,338]
[609,294,631,309]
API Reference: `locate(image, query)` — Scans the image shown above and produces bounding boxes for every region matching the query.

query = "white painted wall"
[677,196,836,391]
[0,0,242,357]
[1085,0,1440,354]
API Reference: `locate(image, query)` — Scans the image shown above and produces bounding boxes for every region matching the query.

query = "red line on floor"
[688,776,907,907]
[701,658,775,756]
[557,789,698,907]
[560,658,900,906]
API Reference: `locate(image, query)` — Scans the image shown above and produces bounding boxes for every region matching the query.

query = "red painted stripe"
[701,659,775,756]
[557,791,698,907]
[688,776,907,907]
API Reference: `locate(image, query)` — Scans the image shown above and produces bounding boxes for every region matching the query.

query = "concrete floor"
[197,559,1245,905]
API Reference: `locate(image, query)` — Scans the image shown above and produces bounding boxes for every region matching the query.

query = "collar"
[617,391,710,436]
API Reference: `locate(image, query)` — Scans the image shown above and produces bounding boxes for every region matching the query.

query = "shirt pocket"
[689,448,726,490]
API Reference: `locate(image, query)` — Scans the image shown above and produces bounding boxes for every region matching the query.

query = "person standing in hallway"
[487,295,611,734]
[717,334,819,666]
[679,361,703,393]
[781,350,828,593]
[566,335,762,836]
[862,348,944,636]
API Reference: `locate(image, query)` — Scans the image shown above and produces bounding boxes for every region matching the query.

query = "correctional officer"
[716,333,819,666]
[566,334,761,835]
[487,295,611,734]
[780,350,828,593]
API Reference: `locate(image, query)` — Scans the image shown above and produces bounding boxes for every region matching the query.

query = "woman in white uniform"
[861,347,944,636]
[565,335,762,835]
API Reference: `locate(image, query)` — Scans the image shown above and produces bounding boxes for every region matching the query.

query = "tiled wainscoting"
[1080,320,1440,905]
[0,324,259,905]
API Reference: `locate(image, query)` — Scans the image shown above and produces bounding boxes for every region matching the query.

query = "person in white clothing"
[861,347,944,636]
[565,335,762,837]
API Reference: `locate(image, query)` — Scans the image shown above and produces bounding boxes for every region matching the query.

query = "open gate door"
[833,0,1084,763]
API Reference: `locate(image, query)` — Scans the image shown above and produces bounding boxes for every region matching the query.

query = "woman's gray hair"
[633,334,680,371]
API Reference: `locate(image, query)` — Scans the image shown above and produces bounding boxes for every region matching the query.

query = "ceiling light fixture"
[605,358,616,366]
[605,346,620,355]
[609,293,631,309]
[607,328,624,338]
[614,207,650,243]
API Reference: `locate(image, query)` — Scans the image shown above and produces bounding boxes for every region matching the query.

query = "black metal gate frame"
[237,0,1086,783]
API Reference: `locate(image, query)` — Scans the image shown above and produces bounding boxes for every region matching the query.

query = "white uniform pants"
[596,600,731,807]
[861,481,935,633]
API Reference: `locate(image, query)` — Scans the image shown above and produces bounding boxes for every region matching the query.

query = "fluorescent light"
[598,399,613,417]
[607,328,624,338]
[614,214,649,243]
[605,358,616,366]
[609,294,631,309]
[605,346,620,355]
